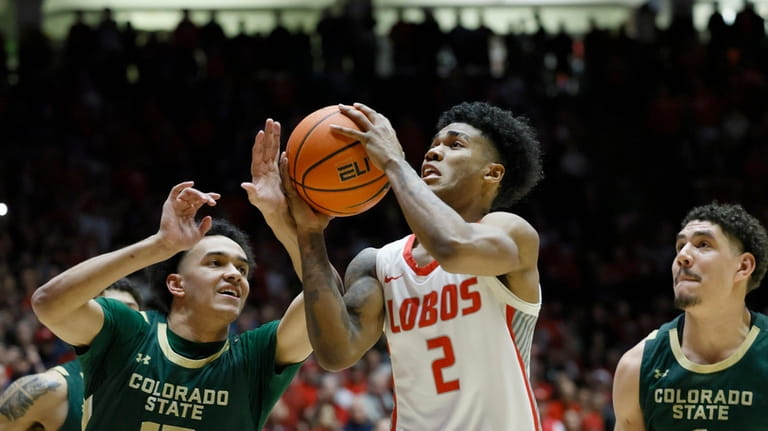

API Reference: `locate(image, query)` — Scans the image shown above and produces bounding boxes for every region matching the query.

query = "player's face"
[672,220,744,309]
[422,122,499,204]
[102,289,140,311]
[177,235,250,319]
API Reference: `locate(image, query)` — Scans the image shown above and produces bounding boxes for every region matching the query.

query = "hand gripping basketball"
[285,105,390,217]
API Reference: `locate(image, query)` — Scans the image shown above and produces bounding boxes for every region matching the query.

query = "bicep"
[439,212,539,276]
[613,343,646,431]
[343,249,386,351]
[275,293,312,366]
[0,372,67,429]
[44,299,105,347]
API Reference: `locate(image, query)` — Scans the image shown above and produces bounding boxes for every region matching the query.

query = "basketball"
[286,105,390,217]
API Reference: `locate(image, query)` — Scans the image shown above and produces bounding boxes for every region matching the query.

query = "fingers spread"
[177,187,219,209]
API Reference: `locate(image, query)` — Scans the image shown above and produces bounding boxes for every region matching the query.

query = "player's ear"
[734,252,756,285]
[484,163,504,184]
[166,274,185,298]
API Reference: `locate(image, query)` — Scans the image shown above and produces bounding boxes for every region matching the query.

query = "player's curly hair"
[436,101,543,210]
[682,203,768,292]
[146,219,255,313]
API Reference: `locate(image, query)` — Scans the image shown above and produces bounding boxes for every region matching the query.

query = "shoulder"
[52,360,81,378]
[616,340,646,379]
[95,297,147,322]
[346,247,380,279]
[238,321,283,366]
[25,365,69,392]
[240,320,281,350]
[482,211,538,241]
[612,340,647,430]
[93,299,152,341]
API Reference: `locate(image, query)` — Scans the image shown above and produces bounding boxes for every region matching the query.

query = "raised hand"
[241,118,286,216]
[333,103,404,171]
[157,181,220,253]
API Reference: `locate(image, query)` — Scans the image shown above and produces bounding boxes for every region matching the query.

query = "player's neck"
[681,305,751,364]
[167,309,229,343]
[409,237,435,267]
[448,199,489,223]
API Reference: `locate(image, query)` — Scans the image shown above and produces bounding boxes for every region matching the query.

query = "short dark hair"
[146,219,255,313]
[682,203,768,292]
[436,101,543,210]
[105,278,143,309]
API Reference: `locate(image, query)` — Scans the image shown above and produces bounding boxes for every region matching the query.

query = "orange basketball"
[286,105,390,217]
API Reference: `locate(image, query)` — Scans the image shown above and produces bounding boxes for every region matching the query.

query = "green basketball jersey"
[78,297,301,431]
[50,360,84,431]
[639,311,768,430]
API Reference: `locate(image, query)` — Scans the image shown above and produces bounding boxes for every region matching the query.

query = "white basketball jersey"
[377,235,542,431]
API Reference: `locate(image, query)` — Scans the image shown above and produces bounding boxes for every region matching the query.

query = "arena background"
[1,0,767,429]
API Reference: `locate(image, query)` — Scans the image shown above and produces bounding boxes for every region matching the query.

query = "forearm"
[261,209,303,279]
[298,230,360,370]
[32,234,175,324]
[385,159,470,255]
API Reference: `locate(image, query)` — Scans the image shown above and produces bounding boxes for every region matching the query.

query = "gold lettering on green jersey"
[129,372,229,420]
[655,388,753,422]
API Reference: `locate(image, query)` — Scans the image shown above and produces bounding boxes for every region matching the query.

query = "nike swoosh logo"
[384,274,404,283]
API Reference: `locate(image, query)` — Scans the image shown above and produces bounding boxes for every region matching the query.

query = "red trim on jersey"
[390,391,398,430]
[387,342,398,430]
[506,306,543,431]
[403,234,439,276]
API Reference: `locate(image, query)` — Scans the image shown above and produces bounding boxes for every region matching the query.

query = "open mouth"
[422,165,441,179]
[218,288,241,298]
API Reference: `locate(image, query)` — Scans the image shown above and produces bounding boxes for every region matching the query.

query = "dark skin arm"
[280,155,385,371]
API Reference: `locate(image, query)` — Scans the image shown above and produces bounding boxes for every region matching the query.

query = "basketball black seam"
[288,178,389,215]
[299,140,364,185]
[299,170,387,193]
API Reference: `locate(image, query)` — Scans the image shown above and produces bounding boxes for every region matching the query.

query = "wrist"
[147,234,185,259]
[295,221,325,238]
[383,157,409,176]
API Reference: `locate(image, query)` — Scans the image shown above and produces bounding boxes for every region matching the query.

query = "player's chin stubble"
[674,294,702,310]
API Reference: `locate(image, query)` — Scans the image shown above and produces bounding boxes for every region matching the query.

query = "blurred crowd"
[1,1,768,430]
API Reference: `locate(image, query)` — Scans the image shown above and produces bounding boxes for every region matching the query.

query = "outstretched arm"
[281,156,385,371]
[242,119,304,278]
[32,182,219,346]
[613,342,647,431]
[0,371,67,431]
[242,119,318,365]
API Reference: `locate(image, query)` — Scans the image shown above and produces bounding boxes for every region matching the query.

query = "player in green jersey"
[30,119,319,430]
[0,279,142,431]
[613,203,768,430]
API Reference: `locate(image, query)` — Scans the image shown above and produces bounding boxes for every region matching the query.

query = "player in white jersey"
[281,102,544,430]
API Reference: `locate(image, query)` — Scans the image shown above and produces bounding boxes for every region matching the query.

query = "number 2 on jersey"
[427,336,460,394]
